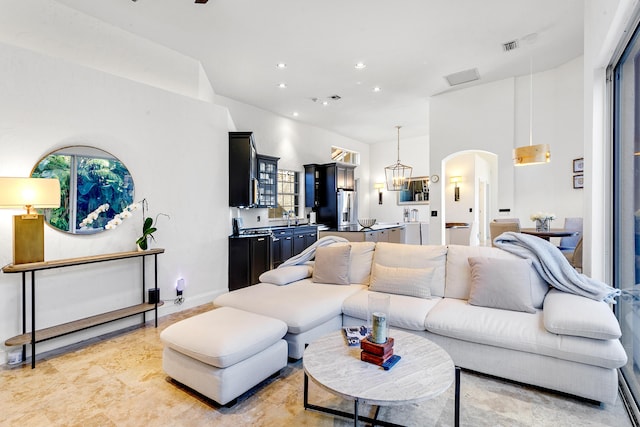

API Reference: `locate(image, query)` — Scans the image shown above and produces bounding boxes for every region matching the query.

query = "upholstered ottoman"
[160,306,288,405]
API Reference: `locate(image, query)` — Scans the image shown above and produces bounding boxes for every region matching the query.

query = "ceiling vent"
[444,68,480,86]
[328,95,342,100]
[502,40,519,52]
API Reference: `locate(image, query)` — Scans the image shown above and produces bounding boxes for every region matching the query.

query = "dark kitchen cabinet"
[304,162,355,208]
[271,228,293,268]
[228,236,271,291]
[304,164,323,208]
[293,226,318,256]
[270,226,317,267]
[257,154,279,208]
[229,132,258,208]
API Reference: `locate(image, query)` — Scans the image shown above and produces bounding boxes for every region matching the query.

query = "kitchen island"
[319,223,405,243]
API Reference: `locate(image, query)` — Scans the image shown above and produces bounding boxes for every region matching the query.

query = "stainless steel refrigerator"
[336,189,357,229]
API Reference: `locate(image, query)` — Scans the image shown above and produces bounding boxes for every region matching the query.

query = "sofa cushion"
[445,245,549,307]
[369,263,434,299]
[468,257,536,314]
[312,245,351,285]
[372,242,447,297]
[425,298,627,369]
[160,307,287,368]
[342,289,441,331]
[330,241,376,285]
[214,279,366,334]
[259,265,312,286]
[544,289,622,340]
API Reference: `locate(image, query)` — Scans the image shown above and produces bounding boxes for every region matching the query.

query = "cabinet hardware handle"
[257,238,265,241]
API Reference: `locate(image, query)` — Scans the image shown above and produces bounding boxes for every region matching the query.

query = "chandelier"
[513,59,550,166]
[385,126,413,191]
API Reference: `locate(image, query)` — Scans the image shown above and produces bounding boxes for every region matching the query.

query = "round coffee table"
[303,329,460,426]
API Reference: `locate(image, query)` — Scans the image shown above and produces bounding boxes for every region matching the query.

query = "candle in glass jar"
[371,312,387,344]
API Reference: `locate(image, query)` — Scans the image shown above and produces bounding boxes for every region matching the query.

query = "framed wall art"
[573,174,584,189]
[573,158,584,173]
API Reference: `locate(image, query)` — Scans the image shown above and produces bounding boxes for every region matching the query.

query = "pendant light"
[385,126,413,191]
[513,59,550,166]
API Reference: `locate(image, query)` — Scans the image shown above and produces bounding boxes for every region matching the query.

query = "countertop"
[229,223,318,238]
[326,223,405,232]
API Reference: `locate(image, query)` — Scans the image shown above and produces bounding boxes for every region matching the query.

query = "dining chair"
[558,217,583,252]
[563,236,583,272]
[493,218,521,226]
[490,221,521,247]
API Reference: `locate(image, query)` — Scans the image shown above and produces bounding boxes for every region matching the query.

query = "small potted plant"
[136,199,169,251]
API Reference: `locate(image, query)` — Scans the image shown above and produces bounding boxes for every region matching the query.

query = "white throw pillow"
[372,242,447,297]
[312,245,351,285]
[467,256,537,314]
[259,265,312,285]
[445,245,549,307]
[543,289,622,340]
[369,263,434,299]
[330,241,375,285]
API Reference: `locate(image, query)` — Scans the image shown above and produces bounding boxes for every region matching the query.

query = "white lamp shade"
[0,177,61,209]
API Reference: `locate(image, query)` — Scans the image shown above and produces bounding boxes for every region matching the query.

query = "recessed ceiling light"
[373,86,381,92]
[322,101,329,106]
[278,83,287,89]
[293,112,299,117]
[276,63,287,69]
[354,62,366,70]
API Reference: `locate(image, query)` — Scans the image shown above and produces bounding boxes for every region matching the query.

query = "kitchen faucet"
[286,210,296,226]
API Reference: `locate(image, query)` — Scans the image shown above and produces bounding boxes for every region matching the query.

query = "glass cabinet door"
[257,155,279,208]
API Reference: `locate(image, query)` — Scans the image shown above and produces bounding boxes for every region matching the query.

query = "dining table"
[520,228,579,241]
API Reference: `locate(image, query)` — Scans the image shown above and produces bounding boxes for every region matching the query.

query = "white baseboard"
[157,289,226,317]
[0,290,228,366]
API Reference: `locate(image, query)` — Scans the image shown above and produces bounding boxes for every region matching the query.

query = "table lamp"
[0,177,61,264]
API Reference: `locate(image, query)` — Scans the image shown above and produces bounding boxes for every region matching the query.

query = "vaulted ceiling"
[56,0,584,144]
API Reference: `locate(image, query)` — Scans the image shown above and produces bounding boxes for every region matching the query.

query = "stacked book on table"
[360,336,395,365]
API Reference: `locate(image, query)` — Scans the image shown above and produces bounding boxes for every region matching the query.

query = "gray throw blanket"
[278,235,349,268]
[494,232,620,303]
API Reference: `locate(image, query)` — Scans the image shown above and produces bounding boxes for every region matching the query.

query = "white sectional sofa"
[213,241,627,405]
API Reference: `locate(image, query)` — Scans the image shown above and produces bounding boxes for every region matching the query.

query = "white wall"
[369,134,430,224]
[216,96,371,229]
[0,41,229,361]
[430,78,515,244]
[514,57,585,230]
[429,58,585,244]
[0,0,212,102]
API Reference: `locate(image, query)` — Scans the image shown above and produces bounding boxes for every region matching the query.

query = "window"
[331,146,360,165]
[613,19,640,412]
[269,169,299,219]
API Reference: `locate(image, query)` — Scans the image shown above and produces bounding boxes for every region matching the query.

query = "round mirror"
[31,146,135,234]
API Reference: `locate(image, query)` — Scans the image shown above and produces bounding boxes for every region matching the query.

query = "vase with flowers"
[103,198,169,250]
[530,212,556,232]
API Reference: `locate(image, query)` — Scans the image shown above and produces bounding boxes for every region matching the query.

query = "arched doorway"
[441,150,498,246]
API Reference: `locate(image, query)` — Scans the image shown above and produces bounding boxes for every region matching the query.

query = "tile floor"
[0,304,633,426]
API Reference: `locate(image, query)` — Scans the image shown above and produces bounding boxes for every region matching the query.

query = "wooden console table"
[2,248,165,368]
